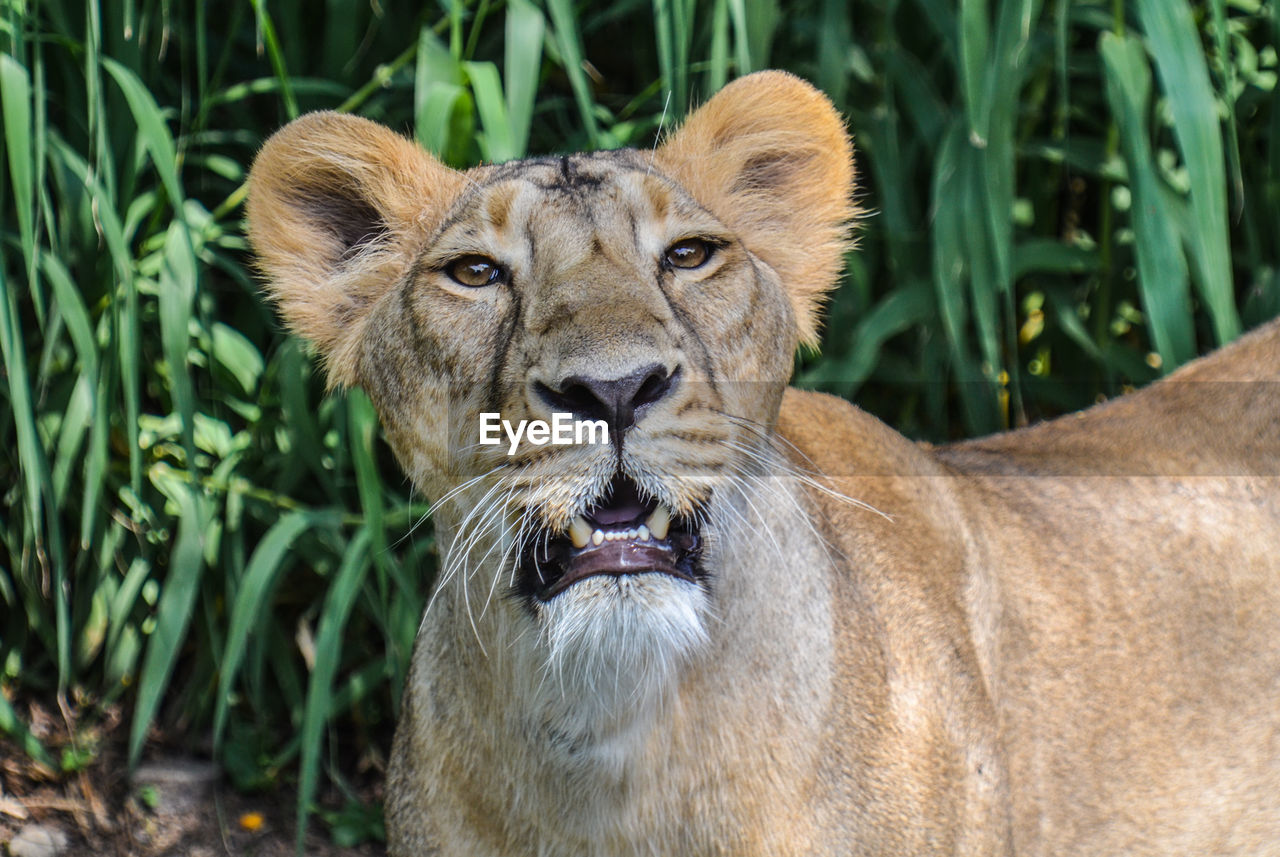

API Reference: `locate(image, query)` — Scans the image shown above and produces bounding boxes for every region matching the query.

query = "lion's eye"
[665,238,712,270]
[445,255,506,287]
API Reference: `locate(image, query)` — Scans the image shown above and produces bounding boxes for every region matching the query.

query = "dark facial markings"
[399,278,452,380]
[627,209,639,250]
[651,265,722,402]
[486,288,523,419]
[738,263,771,341]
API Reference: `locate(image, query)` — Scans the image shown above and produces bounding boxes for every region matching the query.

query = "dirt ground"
[0,701,385,857]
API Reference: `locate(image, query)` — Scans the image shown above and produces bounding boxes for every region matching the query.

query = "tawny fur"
[247,71,1280,856]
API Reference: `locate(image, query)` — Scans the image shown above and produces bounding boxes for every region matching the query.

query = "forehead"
[485,148,651,190]
[446,149,710,241]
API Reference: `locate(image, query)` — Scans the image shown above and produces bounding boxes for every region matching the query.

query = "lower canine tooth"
[639,524,650,541]
[592,529,605,546]
[568,516,592,549]
[646,504,671,540]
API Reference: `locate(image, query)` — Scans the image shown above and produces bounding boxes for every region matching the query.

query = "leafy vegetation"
[2,0,1277,846]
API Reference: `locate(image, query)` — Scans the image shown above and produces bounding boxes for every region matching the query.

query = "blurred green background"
[2,0,1278,847]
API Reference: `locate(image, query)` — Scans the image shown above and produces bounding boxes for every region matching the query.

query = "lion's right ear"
[247,112,465,387]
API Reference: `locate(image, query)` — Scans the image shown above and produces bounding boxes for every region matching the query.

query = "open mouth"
[518,473,703,601]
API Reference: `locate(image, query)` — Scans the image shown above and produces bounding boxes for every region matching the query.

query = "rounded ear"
[655,71,857,348]
[246,112,466,386]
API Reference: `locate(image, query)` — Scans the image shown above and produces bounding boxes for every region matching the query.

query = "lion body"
[248,71,1280,856]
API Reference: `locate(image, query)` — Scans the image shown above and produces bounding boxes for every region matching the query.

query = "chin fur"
[519,573,710,763]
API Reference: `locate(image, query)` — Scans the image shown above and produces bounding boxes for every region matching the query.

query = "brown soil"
[0,700,386,857]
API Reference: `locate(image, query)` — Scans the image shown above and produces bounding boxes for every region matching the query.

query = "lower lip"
[540,541,695,599]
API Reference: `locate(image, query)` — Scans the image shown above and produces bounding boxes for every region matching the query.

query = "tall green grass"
[2,0,1277,847]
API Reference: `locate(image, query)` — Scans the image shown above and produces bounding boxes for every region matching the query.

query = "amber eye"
[665,238,712,270]
[445,255,506,287]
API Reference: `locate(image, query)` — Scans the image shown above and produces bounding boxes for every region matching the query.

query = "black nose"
[536,363,679,436]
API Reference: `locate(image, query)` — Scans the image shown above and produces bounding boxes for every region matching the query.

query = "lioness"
[247,71,1280,856]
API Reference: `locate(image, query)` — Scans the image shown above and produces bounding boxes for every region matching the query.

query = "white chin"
[531,572,709,739]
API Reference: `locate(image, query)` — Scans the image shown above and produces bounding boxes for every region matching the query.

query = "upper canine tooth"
[569,516,592,549]
[646,504,671,540]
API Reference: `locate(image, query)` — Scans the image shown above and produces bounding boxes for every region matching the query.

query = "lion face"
[248,71,855,726]
[365,149,796,595]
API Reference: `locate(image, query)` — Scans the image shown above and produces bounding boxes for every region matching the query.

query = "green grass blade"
[83,369,110,548]
[707,0,730,94]
[728,0,749,74]
[213,510,317,750]
[504,0,544,159]
[727,0,779,73]
[210,322,265,395]
[277,341,339,499]
[158,221,200,467]
[348,389,395,588]
[1100,31,1196,369]
[465,61,516,163]
[120,268,143,494]
[654,0,677,118]
[958,0,991,142]
[931,122,998,434]
[0,261,46,566]
[128,483,209,769]
[248,0,298,119]
[545,0,604,146]
[931,123,971,363]
[1204,0,1243,219]
[0,54,37,288]
[675,0,695,107]
[1135,0,1240,346]
[48,133,143,494]
[653,0,694,118]
[963,149,1002,390]
[296,527,372,854]
[106,557,152,669]
[415,27,469,162]
[39,253,99,380]
[52,375,93,510]
[102,57,186,218]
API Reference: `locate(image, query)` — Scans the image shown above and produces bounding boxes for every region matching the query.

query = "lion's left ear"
[655,71,856,348]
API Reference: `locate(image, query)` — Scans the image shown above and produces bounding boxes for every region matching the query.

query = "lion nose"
[536,363,679,436]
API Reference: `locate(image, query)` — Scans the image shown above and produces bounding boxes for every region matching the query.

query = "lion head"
[248,71,854,731]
